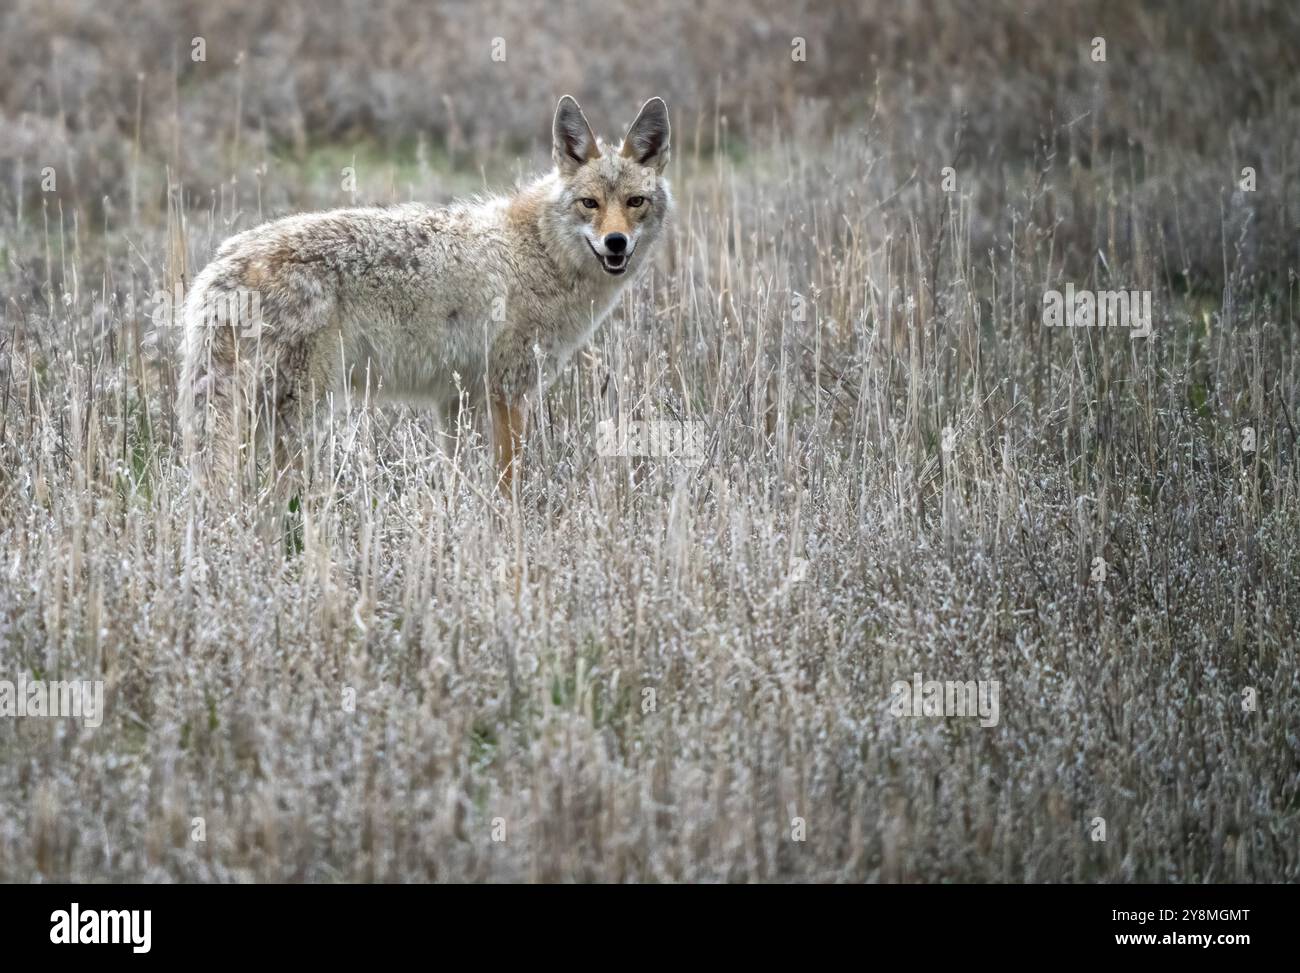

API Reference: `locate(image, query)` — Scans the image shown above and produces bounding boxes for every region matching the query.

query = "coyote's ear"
[553,96,600,175]
[621,97,670,173]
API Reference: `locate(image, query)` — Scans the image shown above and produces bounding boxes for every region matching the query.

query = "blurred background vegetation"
[1,0,1296,291]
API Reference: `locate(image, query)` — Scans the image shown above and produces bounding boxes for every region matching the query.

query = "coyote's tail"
[179,270,242,495]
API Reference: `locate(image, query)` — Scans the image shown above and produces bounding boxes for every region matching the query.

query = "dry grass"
[0,0,1298,882]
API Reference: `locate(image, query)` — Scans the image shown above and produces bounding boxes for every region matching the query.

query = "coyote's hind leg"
[262,332,342,498]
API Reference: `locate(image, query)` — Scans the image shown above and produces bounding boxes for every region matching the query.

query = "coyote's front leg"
[490,394,529,497]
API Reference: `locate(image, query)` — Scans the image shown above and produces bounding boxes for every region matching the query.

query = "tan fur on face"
[565,159,659,239]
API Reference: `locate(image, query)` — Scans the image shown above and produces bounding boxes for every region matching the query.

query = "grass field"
[0,0,1297,881]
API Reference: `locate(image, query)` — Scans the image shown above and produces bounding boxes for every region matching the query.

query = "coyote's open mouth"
[589,240,629,275]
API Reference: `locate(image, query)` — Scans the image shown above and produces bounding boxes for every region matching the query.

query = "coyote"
[180,95,672,495]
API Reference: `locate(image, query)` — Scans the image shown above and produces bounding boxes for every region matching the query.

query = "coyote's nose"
[603,233,628,254]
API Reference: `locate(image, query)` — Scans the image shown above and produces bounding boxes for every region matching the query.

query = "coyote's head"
[547,95,672,277]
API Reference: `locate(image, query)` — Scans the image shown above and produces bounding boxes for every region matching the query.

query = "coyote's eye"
[626,196,646,208]
[579,198,600,209]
